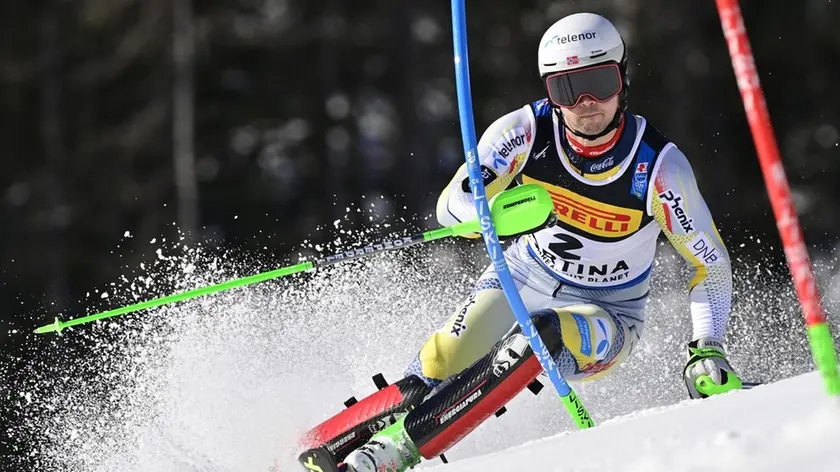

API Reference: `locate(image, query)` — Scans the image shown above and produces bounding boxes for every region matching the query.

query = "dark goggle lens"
[544,64,622,108]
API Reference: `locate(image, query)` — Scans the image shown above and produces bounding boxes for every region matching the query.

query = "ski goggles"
[544,63,623,108]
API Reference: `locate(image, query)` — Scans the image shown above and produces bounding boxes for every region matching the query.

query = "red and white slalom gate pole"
[714,0,839,394]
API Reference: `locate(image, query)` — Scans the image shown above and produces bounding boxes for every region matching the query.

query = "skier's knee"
[535,304,628,381]
[415,331,464,384]
[519,310,567,358]
[414,288,512,383]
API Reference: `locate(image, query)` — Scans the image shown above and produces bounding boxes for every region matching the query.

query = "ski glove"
[683,337,742,399]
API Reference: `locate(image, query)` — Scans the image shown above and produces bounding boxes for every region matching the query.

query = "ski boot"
[297,374,428,467]
[299,417,420,472]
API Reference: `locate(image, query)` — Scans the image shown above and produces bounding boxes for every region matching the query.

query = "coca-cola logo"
[589,156,615,172]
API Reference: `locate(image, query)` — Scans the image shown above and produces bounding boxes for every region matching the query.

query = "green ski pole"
[35,184,554,335]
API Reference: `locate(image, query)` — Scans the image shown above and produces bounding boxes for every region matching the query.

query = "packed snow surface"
[426,371,840,472]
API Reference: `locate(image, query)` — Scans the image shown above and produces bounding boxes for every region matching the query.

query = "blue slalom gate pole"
[450,0,594,429]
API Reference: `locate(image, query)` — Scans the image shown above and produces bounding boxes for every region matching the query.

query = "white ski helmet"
[538,13,630,138]
[538,13,626,77]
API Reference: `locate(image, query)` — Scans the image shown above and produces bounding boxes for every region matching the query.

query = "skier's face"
[560,95,619,138]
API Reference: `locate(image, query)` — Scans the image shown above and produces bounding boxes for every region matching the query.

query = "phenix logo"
[450,294,476,337]
[658,189,694,234]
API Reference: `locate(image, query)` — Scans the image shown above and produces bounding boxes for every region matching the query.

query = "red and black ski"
[298,374,429,463]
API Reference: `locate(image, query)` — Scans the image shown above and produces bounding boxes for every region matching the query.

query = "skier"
[298,12,741,472]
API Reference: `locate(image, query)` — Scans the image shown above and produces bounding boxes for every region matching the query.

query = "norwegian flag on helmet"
[566,56,579,66]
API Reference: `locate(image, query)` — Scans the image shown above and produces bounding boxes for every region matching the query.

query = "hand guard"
[498,211,558,242]
[683,338,742,399]
[463,209,558,241]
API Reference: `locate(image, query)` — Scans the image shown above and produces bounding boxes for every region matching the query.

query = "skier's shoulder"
[628,113,697,174]
[627,114,700,187]
[627,113,671,154]
[483,102,538,137]
[478,103,540,166]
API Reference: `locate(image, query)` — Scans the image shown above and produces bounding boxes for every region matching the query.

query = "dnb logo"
[523,176,643,238]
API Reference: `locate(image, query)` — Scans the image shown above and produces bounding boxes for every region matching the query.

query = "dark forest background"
[1,0,839,402]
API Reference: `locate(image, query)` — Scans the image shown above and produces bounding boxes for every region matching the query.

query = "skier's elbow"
[436,188,458,227]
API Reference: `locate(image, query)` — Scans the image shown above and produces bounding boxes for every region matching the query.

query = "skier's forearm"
[435,163,518,227]
[649,147,733,340]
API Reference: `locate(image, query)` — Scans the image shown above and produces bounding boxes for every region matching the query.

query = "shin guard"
[404,314,564,458]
